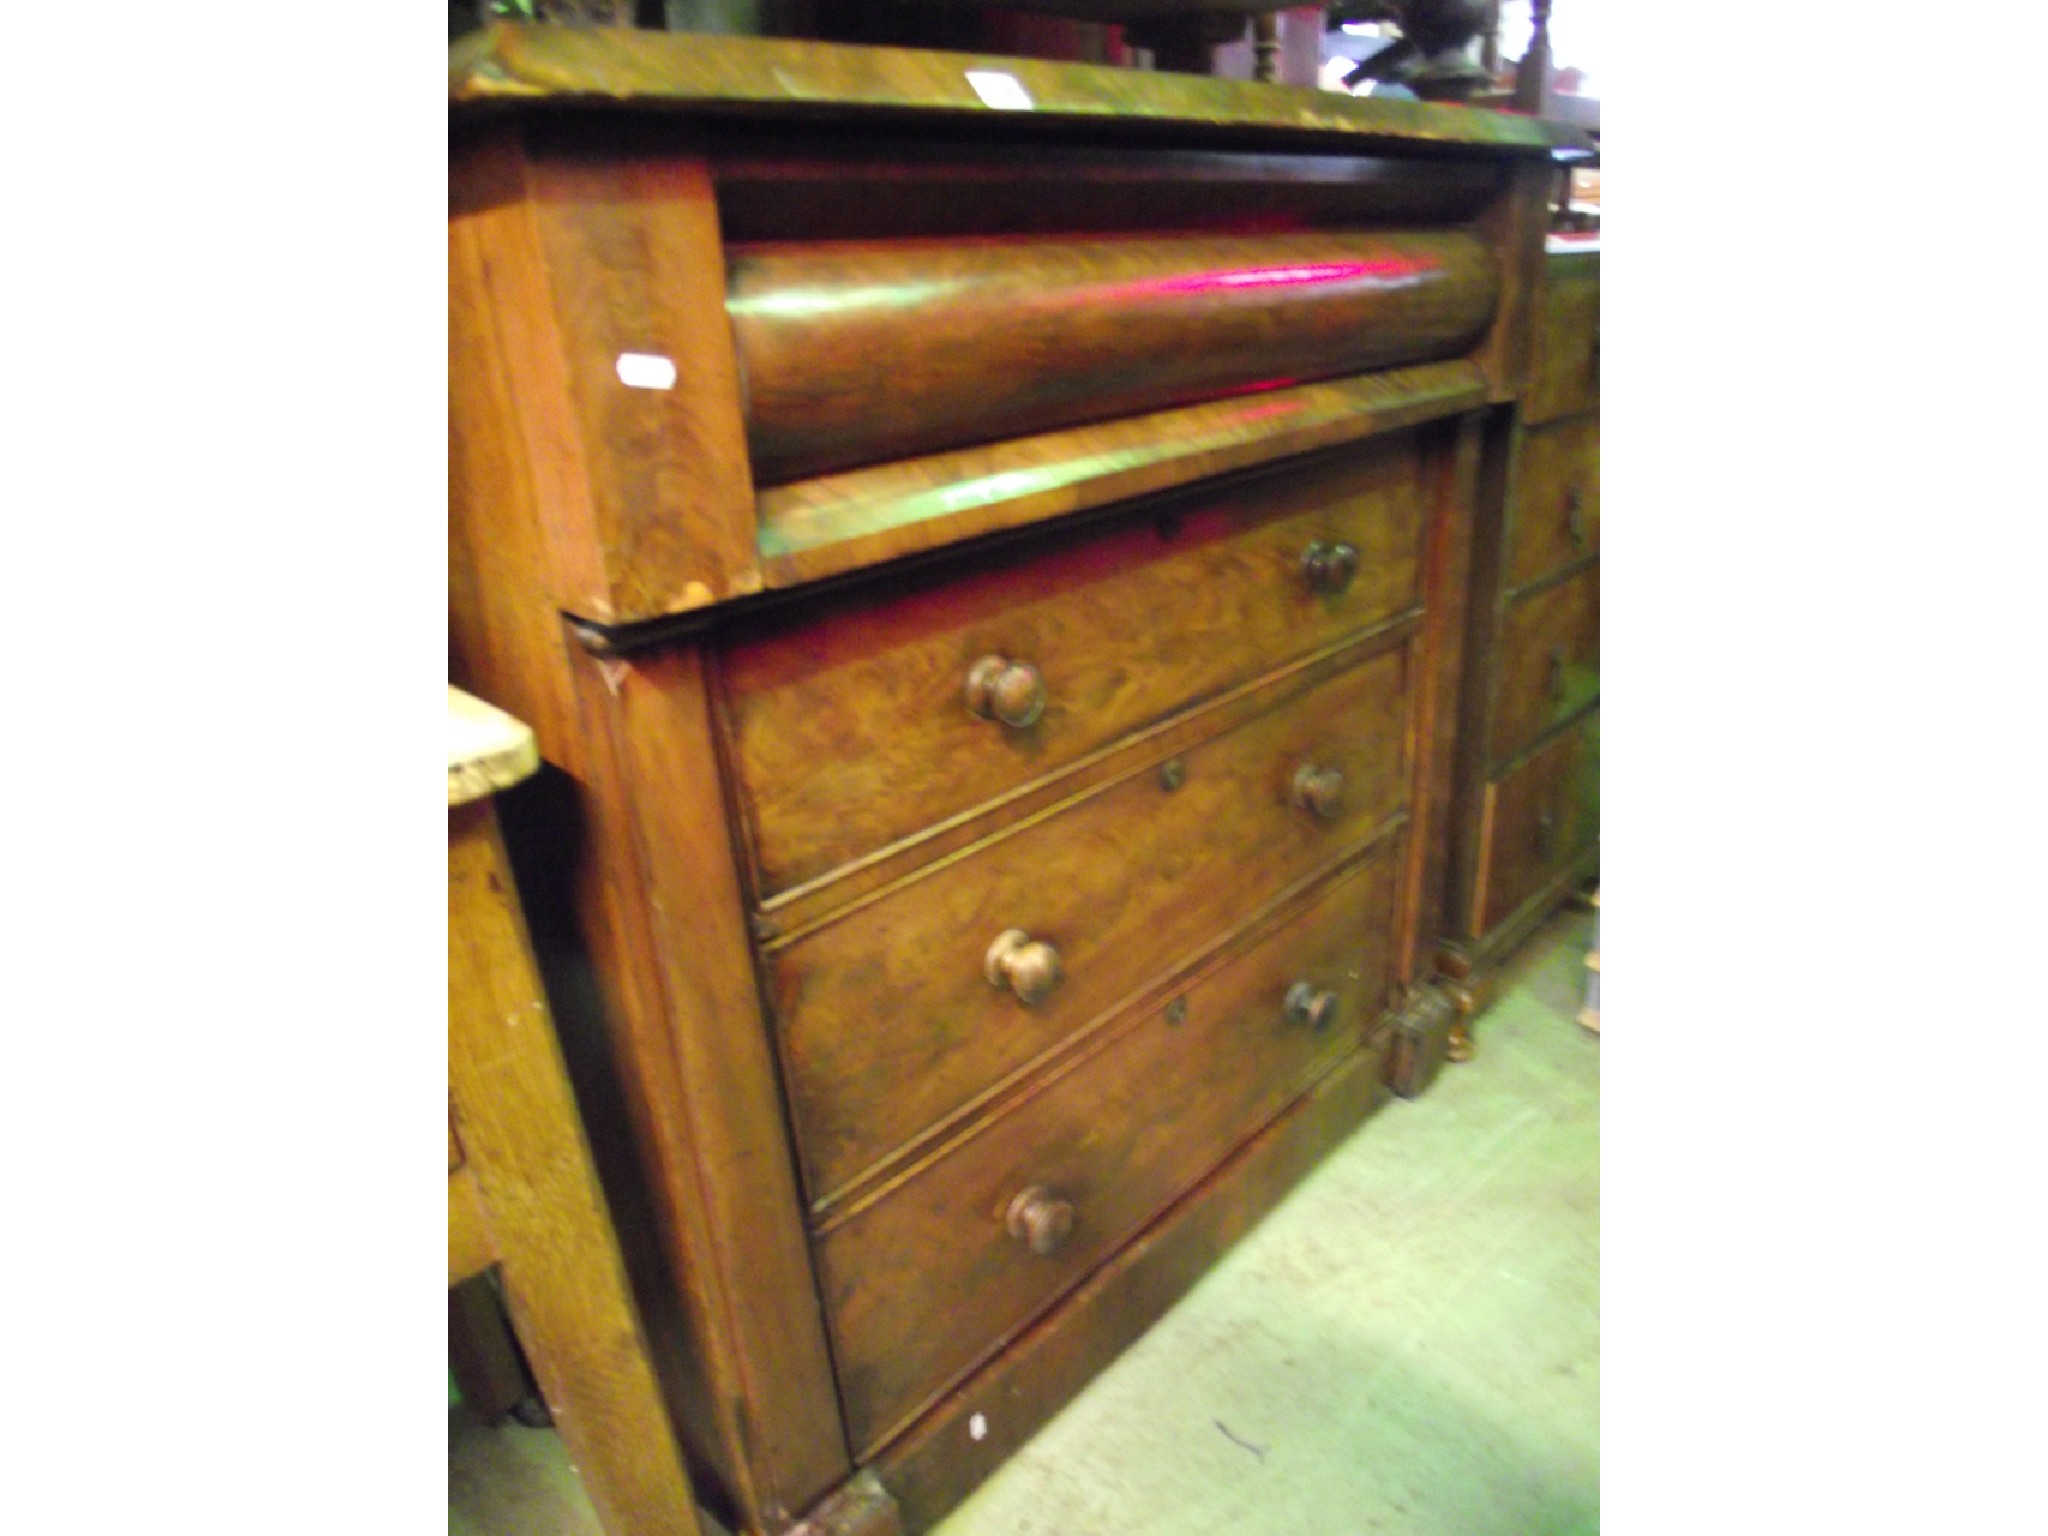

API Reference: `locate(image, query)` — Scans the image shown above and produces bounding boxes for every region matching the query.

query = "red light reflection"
[1093,255,1436,305]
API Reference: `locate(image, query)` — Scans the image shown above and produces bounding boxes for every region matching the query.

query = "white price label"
[615,352,678,391]
[965,70,1034,111]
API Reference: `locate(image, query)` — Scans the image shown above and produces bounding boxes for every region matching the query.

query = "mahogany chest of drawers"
[448,25,1593,1536]
[1441,245,1600,1001]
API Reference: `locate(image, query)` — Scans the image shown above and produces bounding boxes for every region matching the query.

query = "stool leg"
[451,799,704,1536]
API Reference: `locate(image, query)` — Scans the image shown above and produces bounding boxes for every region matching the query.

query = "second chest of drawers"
[1444,247,1601,983]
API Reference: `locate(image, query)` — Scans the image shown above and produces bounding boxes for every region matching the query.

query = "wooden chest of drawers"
[449,25,1591,1536]
[1443,246,1601,1002]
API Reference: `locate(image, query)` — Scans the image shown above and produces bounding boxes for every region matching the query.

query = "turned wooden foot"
[1446,1019,1475,1063]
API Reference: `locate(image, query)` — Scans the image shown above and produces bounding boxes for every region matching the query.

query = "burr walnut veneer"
[449,25,1593,1536]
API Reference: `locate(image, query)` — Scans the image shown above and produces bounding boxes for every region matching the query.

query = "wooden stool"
[449,687,704,1536]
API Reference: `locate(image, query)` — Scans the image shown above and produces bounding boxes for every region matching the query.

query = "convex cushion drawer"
[765,640,1409,1207]
[814,843,1400,1458]
[729,231,1498,484]
[718,436,1426,900]
[1507,416,1599,590]
[1493,566,1599,766]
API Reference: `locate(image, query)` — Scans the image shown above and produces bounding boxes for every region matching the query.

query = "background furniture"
[1440,242,1599,1025]
[450,25,1590,1535]
[449,686,704,1536]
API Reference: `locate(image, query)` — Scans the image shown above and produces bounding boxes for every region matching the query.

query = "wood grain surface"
[713,137,1505,244]
[520,143,764,620]
[873,1030,1391,1531]
[729,230,1497,483]
[1492,564,1598,768]
[816,845,1399,1457]
[454,171,852,1524]
[754,362,1486,590]
[449,685,542,806]
[449,799,705,1536]
[1476,711,1598,935]
[1525,252,1599,426]
[721,435,1426,900]
[770,641,1410,1209]
[450,23,1590,158]
[1506,415,1599,591]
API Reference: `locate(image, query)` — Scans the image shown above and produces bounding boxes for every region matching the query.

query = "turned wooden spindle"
[1516,0,1554,115]
[1252,13,1280,83]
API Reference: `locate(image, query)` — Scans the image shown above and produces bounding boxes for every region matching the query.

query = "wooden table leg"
[450,797,704,1536]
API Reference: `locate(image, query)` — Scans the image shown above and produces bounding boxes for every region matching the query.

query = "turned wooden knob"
[1284,980,1338,1032]
[1301,540,1359,595]
[985,929,1063,1006]
[965,654,1046,728]
[1291,762,1346,820]
[1006,1186,1075,1256]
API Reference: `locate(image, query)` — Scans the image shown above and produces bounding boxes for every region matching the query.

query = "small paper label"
[966,70,1034,111]
[616,352,678,391]
[968,1412,989,1441]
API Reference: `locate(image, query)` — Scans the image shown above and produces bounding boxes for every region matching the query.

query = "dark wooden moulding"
[450,23,1585,1536]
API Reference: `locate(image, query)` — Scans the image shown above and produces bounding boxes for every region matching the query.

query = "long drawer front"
[721,435,1427,900]
[770,639,1410,1208]
[814,845,1400,1458]
[1507,415,1599,591]
[1526,253,1598,426]
[1477,712,1598,935]
[1493,565,1598,767]
[729,231,1497,484]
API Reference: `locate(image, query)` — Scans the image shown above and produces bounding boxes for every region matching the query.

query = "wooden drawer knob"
[985,929,1063,1006]
[965,654,1046,728]
[1291,762,1346,820]
[1301,540,1359,595]
[1006,1185,1075,1256]
[1284,980,1338,1032]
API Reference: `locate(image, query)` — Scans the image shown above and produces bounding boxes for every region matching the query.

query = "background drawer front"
[815,846,1400,1459]
[723,436,1426,899]
[1525,258,1598,426]
[1478,713,1598,934]
[1493,566,1598,766]
[771,643,1409,1207]
[1508,417,1599,590]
